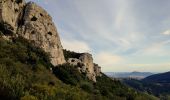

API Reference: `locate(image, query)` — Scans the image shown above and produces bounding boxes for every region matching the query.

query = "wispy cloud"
[161,30,170,35]
[62,39,91,53]
[26,0,170,72]
[94,52,124,67]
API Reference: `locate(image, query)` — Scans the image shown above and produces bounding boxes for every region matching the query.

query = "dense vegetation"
[0,37,90,100]
[0,35,158,100]
[57,49,158,100]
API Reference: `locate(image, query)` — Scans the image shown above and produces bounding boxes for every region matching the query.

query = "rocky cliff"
[0,0,65,66]
[67,53,101,82]
[0,0,101,82]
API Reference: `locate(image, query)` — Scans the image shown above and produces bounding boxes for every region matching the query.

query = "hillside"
[123,72,170,99]
[0,0,158,100]
[0,36,158,100]
[143,72,170,83]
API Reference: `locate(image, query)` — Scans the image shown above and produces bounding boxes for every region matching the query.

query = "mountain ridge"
[0,0,159,99]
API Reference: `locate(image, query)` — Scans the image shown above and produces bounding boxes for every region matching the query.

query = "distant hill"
[105,71,153,79]
[142,72,170,83]
[123,71,170,99]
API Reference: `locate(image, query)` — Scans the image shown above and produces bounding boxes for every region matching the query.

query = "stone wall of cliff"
[0,0,101,82]
[0,0,66,66]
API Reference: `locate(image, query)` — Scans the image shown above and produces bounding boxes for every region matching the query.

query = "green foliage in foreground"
[0,37,90,100]
[53,60,158,100]
[0,36,158,100]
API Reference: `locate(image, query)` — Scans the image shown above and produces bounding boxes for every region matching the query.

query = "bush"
[53,63,88,85]
[63,49,82,60]
[0,37,157,100]
[0,37,91,100]
[80,82,94,93]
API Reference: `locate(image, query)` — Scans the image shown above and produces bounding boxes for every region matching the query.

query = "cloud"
[128,63,170,72]
[162,30,170,35]
[27,0,170,72]
[94,52,124,67]
[62,39,91,53]
[135,40,170,56]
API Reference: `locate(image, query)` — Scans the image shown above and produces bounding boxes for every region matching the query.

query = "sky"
[27,0,170,72]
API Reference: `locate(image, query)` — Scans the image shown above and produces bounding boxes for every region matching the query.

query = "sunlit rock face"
[67,53,102,82]
[0,0,101,82]
[18,2,66,65]
[0,1,66,66]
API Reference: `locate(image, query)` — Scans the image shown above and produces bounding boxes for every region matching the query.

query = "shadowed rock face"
[0,1,66,66]
[0,0,25,34]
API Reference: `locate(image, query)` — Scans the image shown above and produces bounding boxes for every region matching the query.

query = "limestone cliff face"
[67,53,102,82]
[79,53,94,74]
[18,2,66,65]
[0,0,66,66]
[0,0,101,82]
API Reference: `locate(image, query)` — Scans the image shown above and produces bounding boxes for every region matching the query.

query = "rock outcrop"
[67,53,102,82]
[18,2,66,65]
[0,0,66,66]
[94,64,102,77]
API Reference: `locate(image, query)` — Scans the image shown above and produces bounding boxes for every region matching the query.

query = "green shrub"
[0,36,157,100]
[63,49,82,60]
[0,37,92,100]
[80,82,94,93]
[53,63,88,85]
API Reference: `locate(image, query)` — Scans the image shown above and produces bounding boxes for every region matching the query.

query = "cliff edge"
[0,0,101,82]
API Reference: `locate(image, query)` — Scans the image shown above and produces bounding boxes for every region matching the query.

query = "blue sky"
[27,0,170,72]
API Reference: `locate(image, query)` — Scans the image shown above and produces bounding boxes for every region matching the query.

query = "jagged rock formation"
[0,0,101,82]
[67,53,102,82]
[0,0,65,66]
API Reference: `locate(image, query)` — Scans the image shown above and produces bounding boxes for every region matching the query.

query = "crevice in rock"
[31,31,35,34]
[0,23,14,36]
[15,0,23,4]
[71,59,75,62]
[31,16,37,21]
[40,13,43,17]
[15,9,19,13]
[48,31,52,35]
[16,3,27,35]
